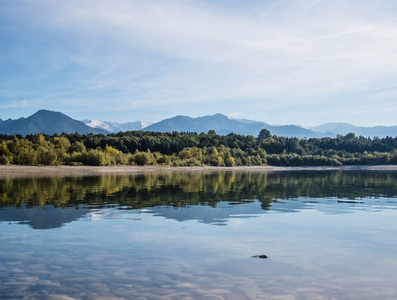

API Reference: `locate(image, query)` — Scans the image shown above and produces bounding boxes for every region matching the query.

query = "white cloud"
[2,0,397,124]
[0,100,35,109]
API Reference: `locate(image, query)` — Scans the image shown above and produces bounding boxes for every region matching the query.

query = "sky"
[1,0,397,126]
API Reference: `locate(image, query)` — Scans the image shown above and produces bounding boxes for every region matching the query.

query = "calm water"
[1,171,397,300]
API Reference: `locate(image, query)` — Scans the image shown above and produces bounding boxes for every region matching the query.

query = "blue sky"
[1,0,397,126]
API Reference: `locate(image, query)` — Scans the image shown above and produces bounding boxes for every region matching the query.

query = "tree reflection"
[1,171,397,209]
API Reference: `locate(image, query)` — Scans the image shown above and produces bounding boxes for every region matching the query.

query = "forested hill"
[1,129,397,166]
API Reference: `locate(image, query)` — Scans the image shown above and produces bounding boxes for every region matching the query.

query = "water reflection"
[1,171,397,229]
[3,171,397,206]
[1,171,397,299]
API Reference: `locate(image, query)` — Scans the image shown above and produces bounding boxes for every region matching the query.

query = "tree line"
[1,129,397,166]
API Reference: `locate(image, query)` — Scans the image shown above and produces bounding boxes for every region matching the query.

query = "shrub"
[0,155,9,165]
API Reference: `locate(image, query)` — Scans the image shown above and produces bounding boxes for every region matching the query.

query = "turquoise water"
[1,171,397,299]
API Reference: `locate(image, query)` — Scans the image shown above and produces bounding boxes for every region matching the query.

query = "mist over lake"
[1,170,397,299]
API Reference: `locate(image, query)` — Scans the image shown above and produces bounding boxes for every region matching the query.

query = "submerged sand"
[1,164,397,178]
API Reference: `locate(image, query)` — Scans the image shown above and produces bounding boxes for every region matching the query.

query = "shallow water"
[1,171,397,299]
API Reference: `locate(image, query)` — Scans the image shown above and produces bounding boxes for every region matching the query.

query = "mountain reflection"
[1,171,397,229]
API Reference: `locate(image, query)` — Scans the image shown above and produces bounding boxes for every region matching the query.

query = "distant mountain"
[83,119,151,133]
[3,110,397,138]
[0,110,107,136]
[144,114,238,134]
[312,123,397,138]
[144,113,323,138]
[312,123,357,135]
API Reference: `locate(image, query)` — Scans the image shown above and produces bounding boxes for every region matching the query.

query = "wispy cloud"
[1,0,397,124]
[290,53,394,62]
[0,100,35,109]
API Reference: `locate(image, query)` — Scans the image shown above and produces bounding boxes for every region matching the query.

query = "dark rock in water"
[251,254,268,259]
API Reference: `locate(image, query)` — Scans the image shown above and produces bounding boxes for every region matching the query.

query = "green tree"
[258,129,271,140]
[225,156,235,166]
[69,141,86,153]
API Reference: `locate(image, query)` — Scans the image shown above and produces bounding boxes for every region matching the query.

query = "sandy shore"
[1,164,397,178]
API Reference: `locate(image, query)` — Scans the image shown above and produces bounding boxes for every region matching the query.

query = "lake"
[1,170,397,300]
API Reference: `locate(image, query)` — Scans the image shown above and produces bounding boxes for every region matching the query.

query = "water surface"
[1,171,397,299]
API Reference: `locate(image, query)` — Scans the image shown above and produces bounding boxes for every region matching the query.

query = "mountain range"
[0,110,106,136]
[1,109,397,138]
[310,123,397,138]
[140,113,323,138]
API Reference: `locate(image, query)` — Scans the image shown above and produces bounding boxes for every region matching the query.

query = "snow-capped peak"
[86,120,112,132]
[83,119,152,133]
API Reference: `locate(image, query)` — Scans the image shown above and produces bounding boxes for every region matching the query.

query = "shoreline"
[1,165,397,177]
